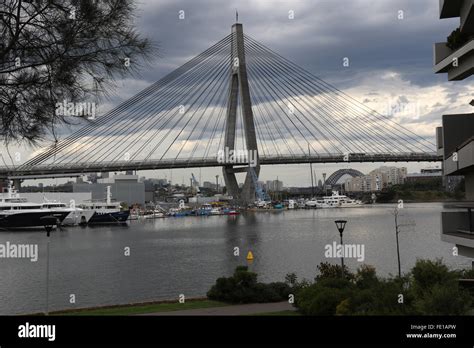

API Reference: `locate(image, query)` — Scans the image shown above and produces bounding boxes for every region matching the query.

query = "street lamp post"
[308,144,314,198]
[41,216,57,316]
[334,220,347,278]
[322,173,327,196]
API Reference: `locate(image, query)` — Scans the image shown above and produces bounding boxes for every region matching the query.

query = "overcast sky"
[9,0,474,187]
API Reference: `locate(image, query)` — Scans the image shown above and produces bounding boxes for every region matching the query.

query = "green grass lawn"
[55,300,227,316]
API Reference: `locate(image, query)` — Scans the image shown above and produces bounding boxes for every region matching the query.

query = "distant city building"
[73,174,145,205]
[406,168,443,184]
[371,166,407,186]
[345,166,407,192]
[265,180,284,191]
[203,181,217,190]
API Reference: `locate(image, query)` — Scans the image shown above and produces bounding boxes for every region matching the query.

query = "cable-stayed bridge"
[1,23,440,202]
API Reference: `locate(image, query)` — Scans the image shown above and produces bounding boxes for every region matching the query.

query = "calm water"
[0,203,471,314]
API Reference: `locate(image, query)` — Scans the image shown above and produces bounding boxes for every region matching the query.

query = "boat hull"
[63,210,95,225]
[0,211,70,229]
[88,211,130,224]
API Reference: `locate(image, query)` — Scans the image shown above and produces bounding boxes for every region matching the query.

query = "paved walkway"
[142,301,296,316]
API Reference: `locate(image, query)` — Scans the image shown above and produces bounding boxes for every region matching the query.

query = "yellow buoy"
[246,251,254,261]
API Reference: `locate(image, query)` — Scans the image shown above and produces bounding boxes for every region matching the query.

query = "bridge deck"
[0,153,441,179]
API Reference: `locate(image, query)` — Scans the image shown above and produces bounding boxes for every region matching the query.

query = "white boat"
[305,192,362,208]
[255,200,271,208]
[318,191,363,208]
[41,200,95,225]
[79,186,129,224]
[210,207,222,215]
[0,183,69,229]
[296,199,306,209]
[305,199,319,208]
[143,210,166,219]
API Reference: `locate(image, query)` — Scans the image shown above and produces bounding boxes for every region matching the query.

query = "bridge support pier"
[13,178,21,191]
[222,23,260,205]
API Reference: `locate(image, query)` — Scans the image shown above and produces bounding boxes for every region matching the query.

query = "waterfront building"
[434,0,474,260]
[73,174,145,206]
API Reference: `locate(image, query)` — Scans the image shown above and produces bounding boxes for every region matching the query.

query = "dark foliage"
[207,266,292,304]
[447,28,471,50]
[293,260,472,316]
[0,0,155,143]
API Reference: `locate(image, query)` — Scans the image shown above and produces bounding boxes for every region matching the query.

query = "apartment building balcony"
[433,39,474,80]
[441,204,474,258]
[435,0,474,80]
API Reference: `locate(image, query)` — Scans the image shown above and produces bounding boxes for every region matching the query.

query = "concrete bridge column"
[222,22,260,205]
[13,179,22,191]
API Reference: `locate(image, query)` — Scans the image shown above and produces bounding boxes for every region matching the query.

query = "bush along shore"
[207,260,474,315]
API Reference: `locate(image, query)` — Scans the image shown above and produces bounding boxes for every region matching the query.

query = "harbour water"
[0,202,471,315]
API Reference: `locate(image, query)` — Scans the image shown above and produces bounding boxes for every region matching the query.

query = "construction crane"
[248,167,270,202]
[190,173,200,194]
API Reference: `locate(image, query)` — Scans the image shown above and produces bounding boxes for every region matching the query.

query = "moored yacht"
[79,186,129,224]
[305,192,362,208]
[41,200,95,225]
[319,191,363,208]
[0,183,69,229]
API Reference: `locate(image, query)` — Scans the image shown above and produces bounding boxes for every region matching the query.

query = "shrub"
[267,282,292,299]
[315,262,354,281]
[294,260,472,316]
[350,278,414,315]
[411,259,456,298]
[460,268,474,280]
[296,284,351,316]
[209,261,474,315]
[295,277,354,315]
[335,298,351,315]
[354,265,378,289]
[207,266,290,304]
[285,272,311,291]
[414,283,472,315]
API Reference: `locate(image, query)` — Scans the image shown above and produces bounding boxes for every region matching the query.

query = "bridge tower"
[223,23,260,205]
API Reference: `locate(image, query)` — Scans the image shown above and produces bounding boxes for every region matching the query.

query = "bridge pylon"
[222,23,260,205]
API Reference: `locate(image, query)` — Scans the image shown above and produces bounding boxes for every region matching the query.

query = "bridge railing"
[0,152,441,179]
